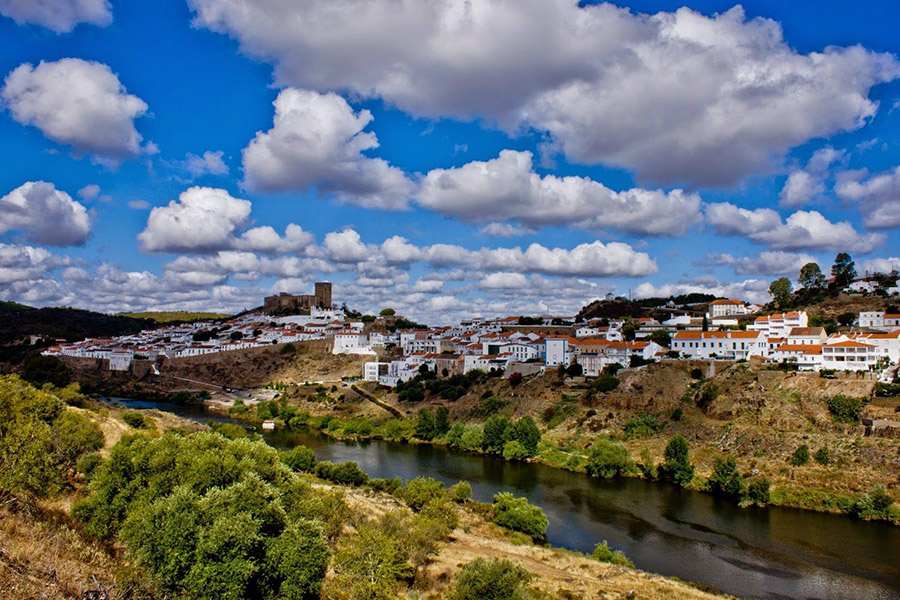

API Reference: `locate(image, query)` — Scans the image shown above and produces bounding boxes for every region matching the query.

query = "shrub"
[592,541,634,568]
[813,447,830,466]
[447,422,466,446]
[208,422,248,439]
[508,372,523,387]
[657,436,694,487]
[592,373,619,393]
[399,477,446,511]
[121,411,149,429]
[279,343,295,355]
[791,445,810,466]
[690,368,704,380]
[450,481,472,503]
[851,485,894,521]
[449,558,533,600]
[638,447,656,480]
[670,407,683,421]
[502,441,530,461]
[315,461,368,486]
[746,478,770,506]
[697,383,719,410]
[586,438,629,479]
[827,395,863,423]
[473,395,506,417]
[707,455,743,501]
[281,445,317,472]
[22,353,71,388]
[76,452,103,479]
[509,416,541,456]
[329,519,412,600]
[483,415,511,454]
[492,493,548,541]
[460,425,484,451]
[623,413,662,440]
[415,408,436,440]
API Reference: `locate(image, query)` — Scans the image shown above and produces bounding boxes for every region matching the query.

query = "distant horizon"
[1,1,898,323]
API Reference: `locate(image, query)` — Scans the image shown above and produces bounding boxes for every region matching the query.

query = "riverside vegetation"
[236,360,900,524]
[2,374,724,600]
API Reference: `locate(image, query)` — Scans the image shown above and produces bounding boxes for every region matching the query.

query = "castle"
[263,282,332,314]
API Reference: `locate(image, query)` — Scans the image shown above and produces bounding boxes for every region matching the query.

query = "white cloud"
[236,224,314,254]
[706,203,884,253]
[189,0,900,185]
[380,236,423,265]
[835,165,900,229]
[478,223,535,238]
[417,150,701,234]
[704,250,818,276]
[139,187,252,253]
[779,146,844,208]
[0,0,111,33]
[779,171,823,209]
[0,242,70,285]
[181,150,229,177]
[0,181,91,246]
[634,278,771,305]
[128,200,150,210]
[480,272,528,290]
[858,256,900,275]
[242,89,413,208]
[2,58,148,164]
[323,229,372,263]
[77,184,101,200]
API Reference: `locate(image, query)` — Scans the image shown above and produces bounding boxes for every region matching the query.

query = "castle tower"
[315,281,332,308]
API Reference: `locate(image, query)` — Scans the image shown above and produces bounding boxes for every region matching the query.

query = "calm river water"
[113,398,900,600]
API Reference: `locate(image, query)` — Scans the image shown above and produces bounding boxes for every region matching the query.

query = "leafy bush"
[851,485,894,521]
[813,447,830,466]
[509,416,541,456]
[459,425,484,451]
[707,455,743,501]
[73,431,330,599]
[449,558,533,600]
[0,375,103,500]
[208,422,248,439]
[586,438,629,479]
[657,436,694,487]
[874,382,900,397]
[503,441,530,461]
[315,461,368,486]
[592,373,619,393]
[450,481,472,503]
[791,445,810,466]
[623,413,663,440]
[697,383,719,410]
[280,445,317,472]
[690,368,704,380]
[483,415,511,454]
[592,541,634,568]
[827,395,863,423]
[746,478,770,506]
[473,395,506,418]
[399,477,446,511]
[76,452,103,479]
[279,343,295,354]
[121,411,149,429]
[492,493,548,541]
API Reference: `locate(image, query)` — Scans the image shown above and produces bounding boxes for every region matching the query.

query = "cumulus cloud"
[704,250,819,276]
[0,181,91,246]
[634,278,771,305]
[236,224,314,254]
[77,184,101,200]
[242,89,413,208]
[779,146,844,208]
[189,0,899,185]
[858,256,900,275]
[139,187,252,253]
[180,150,229,177]
[2,58,148,164]
[480,272,529,290]
[478,223,535,238]
[0,0,111,33]
[706,203,884,253]
[0,242,70,285]
[835,165,900,229]
[417,150,701,235]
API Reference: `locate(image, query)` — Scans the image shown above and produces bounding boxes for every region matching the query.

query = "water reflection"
[112,398,900,600]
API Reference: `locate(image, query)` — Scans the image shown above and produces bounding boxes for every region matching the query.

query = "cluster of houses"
[43,307,356,371]
[362,305,900,387]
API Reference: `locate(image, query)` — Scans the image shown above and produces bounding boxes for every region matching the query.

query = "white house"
[748,311,808,338]
[859,311,900,332]
[671,330,768,360]
[545,337,573,366]
[363,362,389,381]
[706,299,753,318]
[821,339,880,371]
[333,331,372,355]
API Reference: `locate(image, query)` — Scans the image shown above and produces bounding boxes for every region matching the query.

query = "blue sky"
[0,0,898,322]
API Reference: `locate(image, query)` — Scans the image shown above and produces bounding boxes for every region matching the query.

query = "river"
[112,398,900,600]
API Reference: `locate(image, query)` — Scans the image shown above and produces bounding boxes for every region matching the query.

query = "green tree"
[746,478,771,506]
[592,541,634,568]
[509,416,541,456]
[798,262,825,290]
[502,441,530,461]
[330,520,412,600]
[768,277,793,309]
[492,493,548,541]
[434,406,450,436]
[791,444,810,466]
[281,445,317,472]
[483,415,511,454]
[21,353,71,388]
[831,253,857,288]
[586,438,629,479]
[827,395,863,423]
[415,408,436,440]
[657,436,694,487]
[707,455,743,501]
[649,329,671,347]
[379,308,396,316]
[399,477,446,512]
[449,558,533,600]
